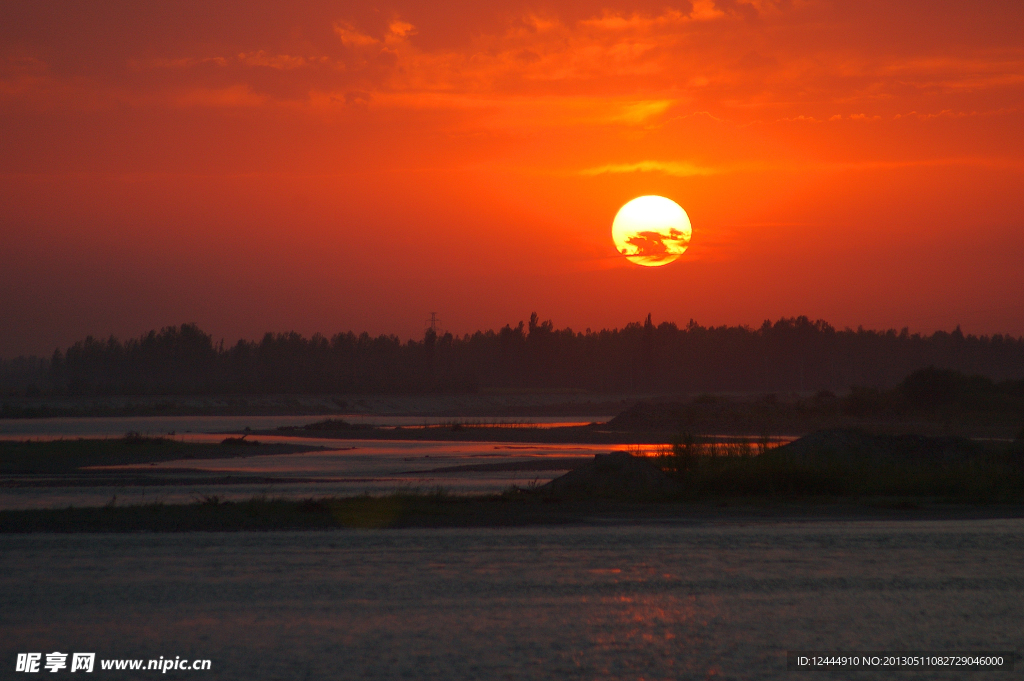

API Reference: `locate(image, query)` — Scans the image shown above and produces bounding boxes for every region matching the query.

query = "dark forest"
[3,315,1024,397]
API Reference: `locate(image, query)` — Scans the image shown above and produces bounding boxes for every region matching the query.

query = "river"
[2,520,1021,679]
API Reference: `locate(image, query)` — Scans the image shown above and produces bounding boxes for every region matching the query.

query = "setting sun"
[612,196,692,267]
[3,2,1024,675]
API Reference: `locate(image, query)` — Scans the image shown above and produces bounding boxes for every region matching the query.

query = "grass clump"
[651,430,1024,502]
[301,419,373,431]
[220,435,260,446]
[0,489,574,533]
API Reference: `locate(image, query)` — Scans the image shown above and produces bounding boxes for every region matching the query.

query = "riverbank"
[3,492,1024,532]
[0,393,631,419]
[0,436,327,475]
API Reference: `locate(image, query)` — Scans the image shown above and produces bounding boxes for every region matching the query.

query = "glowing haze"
[1,0,1023,356]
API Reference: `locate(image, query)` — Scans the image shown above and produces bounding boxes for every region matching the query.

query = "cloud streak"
[6,2,1020,131]
[581,161,723,177]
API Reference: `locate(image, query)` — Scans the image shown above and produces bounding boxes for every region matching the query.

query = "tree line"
[2,314,1024,396]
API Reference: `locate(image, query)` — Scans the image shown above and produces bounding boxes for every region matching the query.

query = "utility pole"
[426,312,439,334]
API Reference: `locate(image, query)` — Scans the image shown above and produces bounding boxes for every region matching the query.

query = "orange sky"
[2,0,1023,356]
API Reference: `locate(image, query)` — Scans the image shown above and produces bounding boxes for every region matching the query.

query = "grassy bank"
[3,430,1024,532]
[652,432,1024,502]
[0,436,324,474]
[3,491,1024,533]
[0,493,585,532]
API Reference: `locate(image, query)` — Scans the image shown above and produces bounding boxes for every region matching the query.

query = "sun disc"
[612,195,692,267]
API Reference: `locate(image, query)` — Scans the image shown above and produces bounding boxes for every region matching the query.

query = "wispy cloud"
[237,52,318,70]
[333,22,379,48]
[4,2,1023,133]
[171,85,267,108]
[580,160,723,176]
[367,93,673,128]
[578,155,1024,178]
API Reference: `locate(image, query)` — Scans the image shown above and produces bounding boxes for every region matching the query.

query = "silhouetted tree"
[2,316,1022,397]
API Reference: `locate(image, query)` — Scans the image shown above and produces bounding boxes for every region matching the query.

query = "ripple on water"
[1,521,1022,680]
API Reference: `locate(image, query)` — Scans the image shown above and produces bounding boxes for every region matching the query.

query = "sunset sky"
[2,0,1022,357]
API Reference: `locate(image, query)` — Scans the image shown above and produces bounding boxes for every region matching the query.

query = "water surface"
[1,520,1021,679]
[0,438,658,509]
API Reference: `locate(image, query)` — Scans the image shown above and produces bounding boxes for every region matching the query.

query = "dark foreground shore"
[3,494,1024,532]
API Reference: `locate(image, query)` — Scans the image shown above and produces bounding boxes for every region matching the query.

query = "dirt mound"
[604,402,684,431]
[538,452,680,500]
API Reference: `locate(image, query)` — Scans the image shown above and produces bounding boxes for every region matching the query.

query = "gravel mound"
[777,428,991,464]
